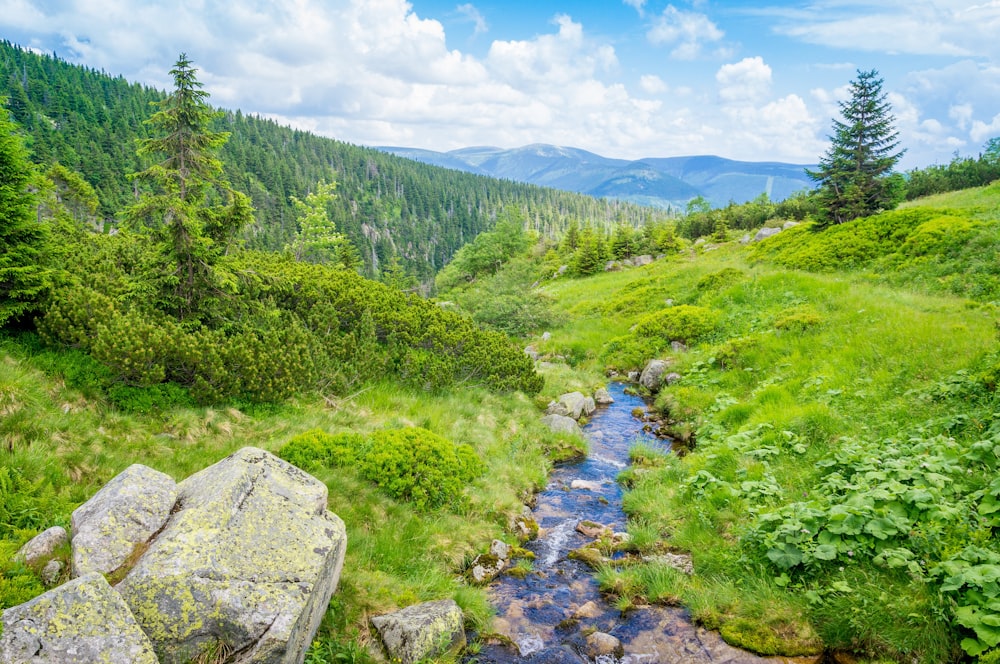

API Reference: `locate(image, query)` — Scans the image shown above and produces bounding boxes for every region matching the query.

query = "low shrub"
[634,305,719,345]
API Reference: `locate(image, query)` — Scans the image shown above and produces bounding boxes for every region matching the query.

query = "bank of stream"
[468,382,809,664]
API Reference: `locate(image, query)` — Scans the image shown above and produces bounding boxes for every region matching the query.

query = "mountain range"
[380,144,816,210]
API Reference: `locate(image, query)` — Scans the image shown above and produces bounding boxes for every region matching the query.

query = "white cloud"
[716,56,772,102]
[623,0,646,16]
[456,3,488,35]
[639,74,668,94]
[971,114,1000,143]
[647,5,723,60]
[773,0,1000,59]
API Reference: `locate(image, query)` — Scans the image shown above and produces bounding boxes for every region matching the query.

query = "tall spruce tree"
[0,104,47,326]
[125,54,252,321]
[808,69,905,226]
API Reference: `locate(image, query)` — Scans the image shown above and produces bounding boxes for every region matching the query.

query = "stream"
[468,382,808,664]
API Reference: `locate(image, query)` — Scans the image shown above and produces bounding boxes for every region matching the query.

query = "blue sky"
[3,0,1000,168]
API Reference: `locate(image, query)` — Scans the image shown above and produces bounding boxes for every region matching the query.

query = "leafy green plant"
[633,304,719,345]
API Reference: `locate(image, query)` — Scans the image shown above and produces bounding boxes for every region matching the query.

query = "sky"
[2,0,1000,169]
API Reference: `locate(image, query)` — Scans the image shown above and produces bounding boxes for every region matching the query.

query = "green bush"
[696,268,745,293]
[359,427,485,511]
[634,305,719,344]
[278,429,366,472]
[773,307,823,332]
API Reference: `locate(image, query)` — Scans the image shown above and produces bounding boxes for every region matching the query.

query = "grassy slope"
[529,184,1000,662]
[0,335,583,658]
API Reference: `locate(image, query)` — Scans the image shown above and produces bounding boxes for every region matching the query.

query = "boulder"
[584,632,623,659]
[753,226,782,242]
[468,539,511,584]
[604,260,621,272]
[524,345,540,361]
[626,371,640,382]
[633,254,653,266]
[664,372,682,385]
[40,560,63,586]
[15,526,67,566]
[116,447,347,664]
[670,341,688,353]
[371,599,465,664]
[71,464,177,577]
[554,392,594,420]
[0,572,157,664]
[639,359,671,391]
[593,387,614,405]
[545,401,570,417]
[782,220,800,230]
[541,414,582,436]
[739,233,752,245]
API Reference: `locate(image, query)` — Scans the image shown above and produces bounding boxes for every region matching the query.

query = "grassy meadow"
[525,183,1000,662]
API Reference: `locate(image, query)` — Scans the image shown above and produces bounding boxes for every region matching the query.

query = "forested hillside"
[0,41,668,281]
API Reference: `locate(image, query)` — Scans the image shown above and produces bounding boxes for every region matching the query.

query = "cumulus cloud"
[716,57,772,102]
[623,0,646,16]
[647,5,724,60]
[639,74,668,94]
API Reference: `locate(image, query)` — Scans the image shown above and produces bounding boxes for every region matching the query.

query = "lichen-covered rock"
[468,539,511,584]
[554,392,593,420]
[15,526,67,566]
[71,463,177,577]
[0,572,157,664]
[40,560,63,586]
[545,401,570,417]
[593,387,614,405]
[116,447,347,664]
[371,599,465,664]
[511,510,539,542]
[639,359,671,391]
[541,414,582,436]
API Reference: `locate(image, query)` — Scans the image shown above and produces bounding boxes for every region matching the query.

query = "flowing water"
[468,383,811,664]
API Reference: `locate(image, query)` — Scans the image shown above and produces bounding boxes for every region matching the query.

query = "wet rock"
[71,463,176,577]
[639,359,671,391]
[570,479,602,492]
[567,546,604,568]
[644,552,695,575]
[371,599,465,664]
[40,560,63,586]
[116,447,347,664]
[525,645,587,663]
[541,414,582,436]
[512,512,540,542]
[573,601,602,619]
[0,572,157,663]
[575,520,610,539]
[584,631,623,658]
[593,387,614,405]
[469,539,511,584]
[15,526,67,566]
[753,226,782,242]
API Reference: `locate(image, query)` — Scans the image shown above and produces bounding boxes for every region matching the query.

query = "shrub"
[278,429,366,472]
[773,307,823,332]
[696,268,745,293]
[359,427,485,511]
[634,305,719,344]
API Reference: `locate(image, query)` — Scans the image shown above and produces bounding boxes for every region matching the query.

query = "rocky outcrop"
[593,387,613,405]
[633,254,653,266]
[371,600,466,664]
[541,414,582,436]
[639,359,671,391]
[753,226,782,242]
[0,573,157,664]
[116,447,347,664]
[15,527,67,567]
[71,464,176,577]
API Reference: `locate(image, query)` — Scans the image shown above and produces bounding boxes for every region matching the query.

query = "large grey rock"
[782,220,800,230]
[753,226,782,242]
[0,572,157,664]
[546,401,570,417]
[116,447,347,664]
[541,414,582,436]
[639,359,671,391]
[554,392,595,420]
[371,599,465,664]
[71,464,176,577]
[593,387,614,405]
[15,526,67,566]
[633,254,654,266]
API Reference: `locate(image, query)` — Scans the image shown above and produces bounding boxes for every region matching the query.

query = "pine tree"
[808,69,905,226]
[0,104,47,326]
[125,54,252,320]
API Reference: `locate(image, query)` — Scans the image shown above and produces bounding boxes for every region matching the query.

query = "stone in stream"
[370,599,466,664]
[639,359,672,391]
[468,539,511,584]
[525,645,587,663]
[569,479,602,491]
[585,631,624,659]
[541,414,582,436]
[575,520,610,539]
[0,572,158,664]
[573,601,602,619]
[593,387,614,404]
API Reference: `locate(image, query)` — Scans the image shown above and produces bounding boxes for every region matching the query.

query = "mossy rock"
[719,616,823,657]
[568,546,605,568]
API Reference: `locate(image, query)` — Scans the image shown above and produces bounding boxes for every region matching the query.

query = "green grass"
[0,333,572,658]
[531,186,1000,662]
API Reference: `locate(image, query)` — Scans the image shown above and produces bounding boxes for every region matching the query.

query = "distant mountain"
[380,144,815,209]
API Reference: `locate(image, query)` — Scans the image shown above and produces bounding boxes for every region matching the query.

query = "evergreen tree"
[0,104,47,325]
[287,179,356,266]
[808,69,905,226]
[125,54,252,320]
